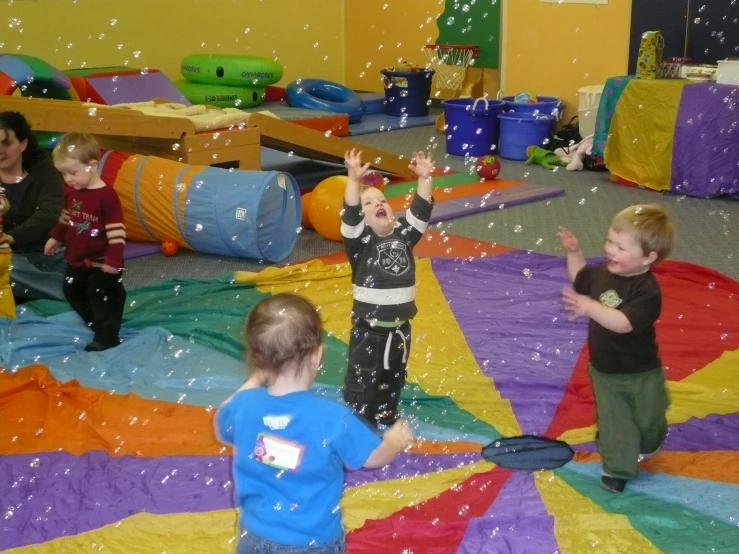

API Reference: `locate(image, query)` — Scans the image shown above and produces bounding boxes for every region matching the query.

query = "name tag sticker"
[254,433,304,472]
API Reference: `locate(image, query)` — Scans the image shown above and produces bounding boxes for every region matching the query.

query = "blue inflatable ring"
[285,79,365,123]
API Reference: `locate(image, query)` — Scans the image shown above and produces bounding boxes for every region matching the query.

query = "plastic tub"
[381,69,435,117]
[498,113,554,161]
[441,97,504,156]
[502,95,564,132]
[577,85,604,138]
[716,60,739,85]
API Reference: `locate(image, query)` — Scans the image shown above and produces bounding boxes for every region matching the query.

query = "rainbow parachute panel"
[1,236,738,553]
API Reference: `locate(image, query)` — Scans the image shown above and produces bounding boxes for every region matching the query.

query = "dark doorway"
[628,0,738,74]
[629,0,689,73]
[687,0,739,64]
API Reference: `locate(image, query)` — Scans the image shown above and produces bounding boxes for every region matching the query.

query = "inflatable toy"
[476,155,502,180]
[286,79,365,123]
[174,80,265,108]
[308,175,347,241]
[0,71,14,95]
[180,54,282,87]
[300,192,313,230]
[0,53,79,100]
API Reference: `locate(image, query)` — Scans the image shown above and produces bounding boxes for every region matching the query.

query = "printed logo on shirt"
[74,220,91,235]
[376,240,410,276]
[599,289,623,309]
[263,414,292,430]
[254,433,305,472]
[68,200,101,235]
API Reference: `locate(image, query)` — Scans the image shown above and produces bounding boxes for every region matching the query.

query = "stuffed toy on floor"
[554,134,595,171]
[0,186,15,319]
[525,146,567,170]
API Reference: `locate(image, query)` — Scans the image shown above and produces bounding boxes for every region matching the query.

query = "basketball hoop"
[424,44,479,90]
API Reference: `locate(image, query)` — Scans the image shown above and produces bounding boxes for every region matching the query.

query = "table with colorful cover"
[594,77,739,198]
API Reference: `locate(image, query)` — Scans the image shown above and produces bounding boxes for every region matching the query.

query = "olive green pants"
[589,364,670,480]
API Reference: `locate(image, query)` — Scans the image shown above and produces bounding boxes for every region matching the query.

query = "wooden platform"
[0,96,410,176]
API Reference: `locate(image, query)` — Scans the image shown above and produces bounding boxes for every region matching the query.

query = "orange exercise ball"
[308,175,347,242]
[300,192,313,229]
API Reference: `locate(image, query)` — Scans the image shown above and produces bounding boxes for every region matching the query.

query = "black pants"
[343,319,411,428]
[63,264,126,347]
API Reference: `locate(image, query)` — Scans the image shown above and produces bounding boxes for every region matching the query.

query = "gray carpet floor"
[124,125,738,287]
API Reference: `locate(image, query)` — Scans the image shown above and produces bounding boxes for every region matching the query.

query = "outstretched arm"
[364,420,414,468]
[409,151,434,201]
[557,227,586,283]
[344,148,370,207]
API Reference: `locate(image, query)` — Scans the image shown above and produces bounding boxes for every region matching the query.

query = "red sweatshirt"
[50,185,126,269]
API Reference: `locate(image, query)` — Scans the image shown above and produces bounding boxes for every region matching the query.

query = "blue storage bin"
[498,113,555,161]
[381,69,434,117]
[441,97,504,157]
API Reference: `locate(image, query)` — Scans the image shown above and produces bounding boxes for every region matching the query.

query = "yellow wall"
[2,0,631,120]
[344,0,499,99]
[503,0,632,121]
[344,0,444,92]
[0,0,344,86]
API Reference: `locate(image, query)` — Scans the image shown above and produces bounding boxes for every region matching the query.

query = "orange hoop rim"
[425,44,480,57]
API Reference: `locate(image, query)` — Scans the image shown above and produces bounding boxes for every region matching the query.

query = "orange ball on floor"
[161,239,179,257]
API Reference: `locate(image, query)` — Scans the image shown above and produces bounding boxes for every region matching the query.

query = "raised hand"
[557,226,581,253]
[344,148,371,182]
[409,151,434,179]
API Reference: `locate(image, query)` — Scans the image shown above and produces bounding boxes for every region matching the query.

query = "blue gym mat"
[260,147,344,190]
[348,112,438,136]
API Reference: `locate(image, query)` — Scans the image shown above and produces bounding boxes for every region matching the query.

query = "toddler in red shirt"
[45,133,126,351]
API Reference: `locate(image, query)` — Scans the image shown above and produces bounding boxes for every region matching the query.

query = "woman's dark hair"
[0,111,47,171]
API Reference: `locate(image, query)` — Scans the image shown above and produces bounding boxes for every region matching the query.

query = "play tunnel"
[99,152,301,262]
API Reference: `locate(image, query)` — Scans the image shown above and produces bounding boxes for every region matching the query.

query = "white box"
[716,60,739,86]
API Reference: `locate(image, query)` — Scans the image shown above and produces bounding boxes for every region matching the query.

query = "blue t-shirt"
[216,388,381,546]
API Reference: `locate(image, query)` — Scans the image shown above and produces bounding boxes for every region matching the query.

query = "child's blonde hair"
[359,186,380,198]
[245,293,322,382]
[52,133,101,165]
[611,204,675,264]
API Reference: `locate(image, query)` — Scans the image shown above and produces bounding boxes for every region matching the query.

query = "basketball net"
[423,45,478,91]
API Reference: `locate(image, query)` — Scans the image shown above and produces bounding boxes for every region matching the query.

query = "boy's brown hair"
[52,133,101,165]
[245,293,322,380]
[611,204,676,264]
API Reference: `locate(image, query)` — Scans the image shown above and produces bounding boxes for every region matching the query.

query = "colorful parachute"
[1,233,737,553]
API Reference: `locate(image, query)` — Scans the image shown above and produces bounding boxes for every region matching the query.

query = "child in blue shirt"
[216,293,414,553]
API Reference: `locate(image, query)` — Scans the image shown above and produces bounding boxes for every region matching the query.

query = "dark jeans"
[63,264,126,346]
[343,319,411,428]
[236,530,345,554]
